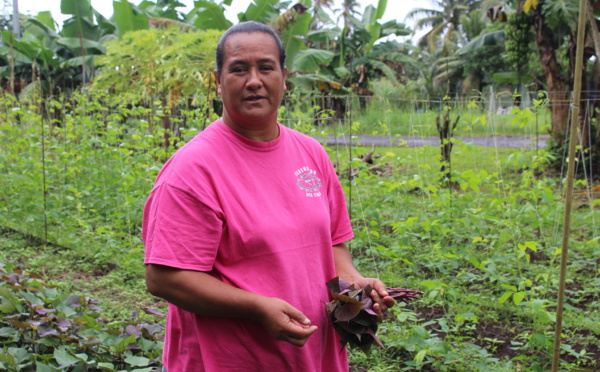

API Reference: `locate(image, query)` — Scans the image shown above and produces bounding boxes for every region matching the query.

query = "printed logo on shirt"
[294,166,322,197]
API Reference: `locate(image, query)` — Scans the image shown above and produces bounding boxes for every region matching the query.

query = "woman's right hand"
[253,297,318,347]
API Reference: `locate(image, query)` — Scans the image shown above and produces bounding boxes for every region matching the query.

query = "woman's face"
[215,32,287,139]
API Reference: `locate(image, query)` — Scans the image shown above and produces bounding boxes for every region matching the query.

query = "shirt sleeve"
[142,183,223,271]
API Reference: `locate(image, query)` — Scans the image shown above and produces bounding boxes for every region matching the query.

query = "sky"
[18,0,433,41]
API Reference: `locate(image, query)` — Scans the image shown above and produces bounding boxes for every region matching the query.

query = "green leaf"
[0,31,37,58]
[242,0,279,22]
[420,280,436,290]
[124,356,150,367]
[61,16,100,41]
[458,30,505,55]
[36,362,60,372]
[366,22,382,52]
[113,0,149,38]
[513,292,526,305]
[54,346,80,366]
[35,11,57,31]
[24,18,60,41]
[529,331,546,347]
[498,292,512,303]
[450,138,463,145]
[114,333,137,353]
[57,38,106,54]
[537,310,553,323]
[189,1,232,31]
[369,59,399,84]
[97,363,117,372]
[60,55,95,69]
[500,284,517,292]
[0,300,20,314]
[292,49,335,72]
[93,9,117,35]
[415,349,428,366]
[60,0,101,43]
[531,299,544,313]
[9,348,31,364]
[524,241,538,252]
[375,0,387,20]
[279,12,311,69]
[334,67,349,77]
[0,327,18,337]
[61,0,93,19]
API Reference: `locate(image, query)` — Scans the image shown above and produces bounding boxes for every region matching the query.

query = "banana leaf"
[113,0,149,38]
[291,49,334,72]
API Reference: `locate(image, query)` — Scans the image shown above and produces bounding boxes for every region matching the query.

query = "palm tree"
[406,0,483,54]
[433,9,503,93]
[336,0,360,30]
[310,0,335,27]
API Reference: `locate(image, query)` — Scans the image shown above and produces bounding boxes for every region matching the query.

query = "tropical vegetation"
[0,0,599,370]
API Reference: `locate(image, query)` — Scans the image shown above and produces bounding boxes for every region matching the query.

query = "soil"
[406,304,600,369]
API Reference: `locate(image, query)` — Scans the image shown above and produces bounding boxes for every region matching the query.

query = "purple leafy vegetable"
[325,276,423,352]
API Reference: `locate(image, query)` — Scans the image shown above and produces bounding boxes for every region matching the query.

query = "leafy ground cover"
[341,147,600,371]
[1,94,599,371]
[0,256,164,371]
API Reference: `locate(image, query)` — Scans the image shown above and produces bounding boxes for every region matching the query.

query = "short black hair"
[215,21,286,75]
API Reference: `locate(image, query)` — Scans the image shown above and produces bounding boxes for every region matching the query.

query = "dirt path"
[318,134,549,148]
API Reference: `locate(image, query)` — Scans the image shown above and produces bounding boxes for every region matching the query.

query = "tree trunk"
[161,114,171,148]
[532,4,570,146]
[578,32,596,150]
[436,110,459,187]
[584,0,600,152]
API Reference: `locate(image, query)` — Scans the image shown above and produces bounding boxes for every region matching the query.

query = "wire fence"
[0,91,598,269]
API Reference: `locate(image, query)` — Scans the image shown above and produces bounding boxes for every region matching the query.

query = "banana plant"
[237,0,281,23]
[0,0,114,94]
[113,0,149,37]
[298,0,411,97]
[186,0,233,30]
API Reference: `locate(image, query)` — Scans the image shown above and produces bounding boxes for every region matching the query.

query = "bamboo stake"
[551,0,587,370]
[41,91,49,246]
[9,33,15,96]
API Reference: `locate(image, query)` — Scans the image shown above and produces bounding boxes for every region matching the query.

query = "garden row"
[0,94,598,371]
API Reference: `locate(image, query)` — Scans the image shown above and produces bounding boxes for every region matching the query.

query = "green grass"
[0,226,157,319]
[282,95,553,138]
[356,99,552,137]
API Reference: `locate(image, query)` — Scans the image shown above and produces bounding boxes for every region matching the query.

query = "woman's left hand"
[352,277,395,317]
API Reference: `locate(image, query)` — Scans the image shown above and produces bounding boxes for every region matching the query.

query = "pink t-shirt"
[143,120,354,372]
